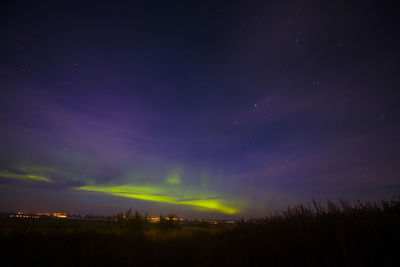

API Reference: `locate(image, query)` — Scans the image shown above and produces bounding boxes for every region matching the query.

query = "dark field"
[1,199,399,267]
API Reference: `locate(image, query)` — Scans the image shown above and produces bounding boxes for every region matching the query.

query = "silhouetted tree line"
[114,208,180,230]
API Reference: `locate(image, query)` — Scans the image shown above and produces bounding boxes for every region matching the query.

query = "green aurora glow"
[76,184,242,214]
[0,171,52,182]
[0,165,244,214]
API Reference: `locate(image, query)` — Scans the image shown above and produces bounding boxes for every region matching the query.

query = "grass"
[1,197,399,266]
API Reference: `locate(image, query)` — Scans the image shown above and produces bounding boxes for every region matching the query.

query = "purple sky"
[0,1,399,218]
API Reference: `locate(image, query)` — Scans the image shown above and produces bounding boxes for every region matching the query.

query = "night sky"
[1,1,399,218]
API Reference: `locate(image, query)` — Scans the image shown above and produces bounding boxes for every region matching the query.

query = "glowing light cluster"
[77,184,240,214]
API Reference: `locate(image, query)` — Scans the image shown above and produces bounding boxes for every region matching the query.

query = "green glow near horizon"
[165,170,182,185]
[77,184,240,214]
[166,175,181,185]
[0,171,52,182]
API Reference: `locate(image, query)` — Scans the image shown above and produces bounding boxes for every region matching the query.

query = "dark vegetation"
[1,198,399,266]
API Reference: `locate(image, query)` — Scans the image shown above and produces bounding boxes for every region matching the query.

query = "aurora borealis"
[0,1,399,218]
[77,184,240,214]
